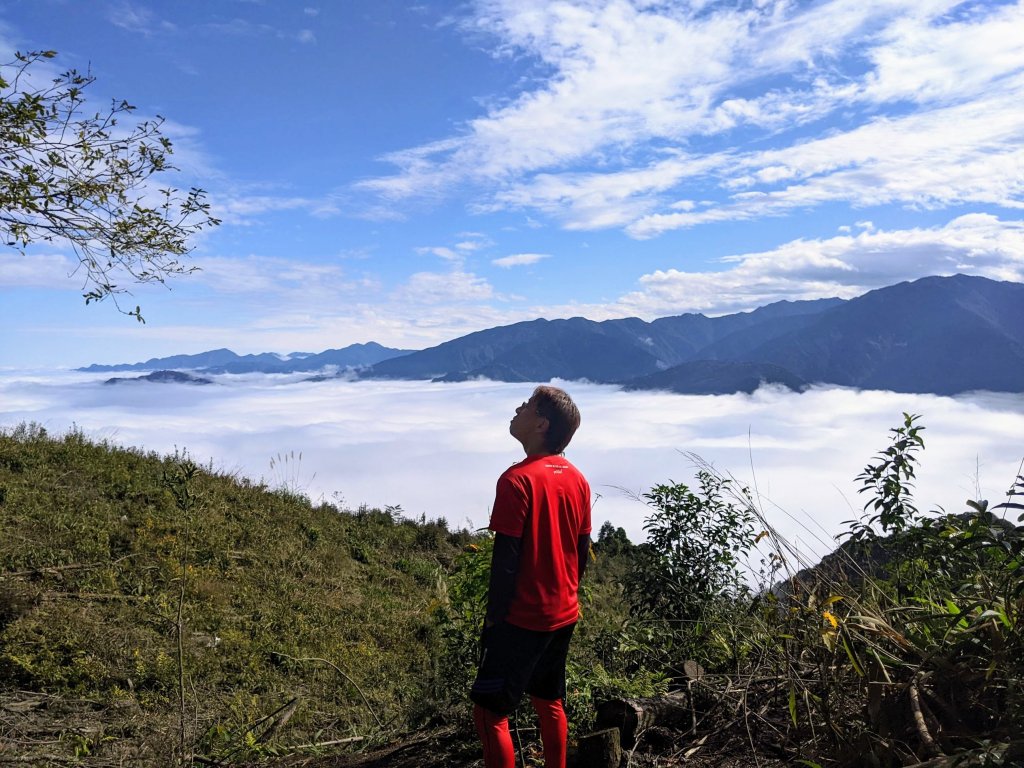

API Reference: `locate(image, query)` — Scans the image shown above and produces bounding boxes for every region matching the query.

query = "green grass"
[0,423,478,762]
[2,420,1022,767]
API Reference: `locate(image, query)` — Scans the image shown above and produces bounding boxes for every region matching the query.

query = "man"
[471,386,591,768]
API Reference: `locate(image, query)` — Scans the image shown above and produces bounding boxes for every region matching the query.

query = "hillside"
[0,424,482,764]
[366,299,842,386]
[2,423,1021,767]
[0,426,647,767]
[621,360,807,395]
[732,274,1024,394]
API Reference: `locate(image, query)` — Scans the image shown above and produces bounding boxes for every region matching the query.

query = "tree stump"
[576,727,622,768]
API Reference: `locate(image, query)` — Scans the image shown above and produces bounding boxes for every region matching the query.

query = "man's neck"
[520,436,551,456]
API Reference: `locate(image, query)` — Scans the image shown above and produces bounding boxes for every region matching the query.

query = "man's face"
[509,395,546,446]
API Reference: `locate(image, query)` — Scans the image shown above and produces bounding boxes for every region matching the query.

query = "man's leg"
[473,704,516,768]
[530,695,567,768]
[471,622,548,767]
[524,623,575,768]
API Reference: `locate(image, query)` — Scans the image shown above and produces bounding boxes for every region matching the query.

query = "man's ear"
[535,416,550,435]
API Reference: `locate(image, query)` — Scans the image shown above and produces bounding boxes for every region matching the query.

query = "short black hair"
[532,385,581,454]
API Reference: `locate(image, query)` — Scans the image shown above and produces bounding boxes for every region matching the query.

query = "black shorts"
[470,621,575,716]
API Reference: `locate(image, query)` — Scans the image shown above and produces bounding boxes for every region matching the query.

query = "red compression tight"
[473,698,567,768]
[474,704,514,768]
[531,696,567,768]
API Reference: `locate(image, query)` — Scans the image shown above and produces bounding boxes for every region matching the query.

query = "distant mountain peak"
[80,343,412,375]
[77,276,1024,396]
[362,275,1022,396]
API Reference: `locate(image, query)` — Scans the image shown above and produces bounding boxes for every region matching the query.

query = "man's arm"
[485,533,522,626]
[577,534,591,582]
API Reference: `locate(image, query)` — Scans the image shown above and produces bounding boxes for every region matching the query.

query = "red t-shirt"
[489,454,591,631]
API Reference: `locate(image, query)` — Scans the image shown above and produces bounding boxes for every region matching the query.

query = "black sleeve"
[577,533,591,581]
[485,533,522,625]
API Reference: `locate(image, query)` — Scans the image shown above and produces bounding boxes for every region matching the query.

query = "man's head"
[510,385,581,455]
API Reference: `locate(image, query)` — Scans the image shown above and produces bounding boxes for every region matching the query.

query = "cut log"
[576,727,622,768]
[595,694,692,749]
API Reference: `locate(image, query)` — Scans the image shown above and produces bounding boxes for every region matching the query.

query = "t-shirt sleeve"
[489,473,528,538]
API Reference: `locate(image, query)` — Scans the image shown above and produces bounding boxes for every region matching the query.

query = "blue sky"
[2,0,1023,368]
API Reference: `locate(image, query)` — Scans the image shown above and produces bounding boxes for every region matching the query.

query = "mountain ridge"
[79,341,412,374]
[78,275,1024,396]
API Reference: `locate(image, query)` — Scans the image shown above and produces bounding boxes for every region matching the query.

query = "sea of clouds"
[2,370,1022,566]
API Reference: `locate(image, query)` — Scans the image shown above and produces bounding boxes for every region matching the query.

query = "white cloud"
[201,18,276,38]
[490,153,728,230]
[218,195,317,217]
[416,234,496,266]
[152,119,222,181]
[190,255,361,296]
[237,302,535,353]
[359,0,1024,236]
[492,252,551,268]
[416,246,461,262]
[199,17,319,45]
[12,213,1020,372]
[107,3,177,36]
[362,0,753,197]
[455,234,492,251]
[25,215,1018,365]
[857,2,1024,105]
[3,373,1022,559]
[0,252,83,290]
[395,269,497,305]
[629,84,1024,236]
[209,190,347,226]
[615,214,1024,316]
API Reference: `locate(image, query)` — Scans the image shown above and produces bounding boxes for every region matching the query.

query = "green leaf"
[841,633,865,677]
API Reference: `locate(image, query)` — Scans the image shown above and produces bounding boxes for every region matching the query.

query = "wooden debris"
[596,693,692,749]
[576,727,622,768]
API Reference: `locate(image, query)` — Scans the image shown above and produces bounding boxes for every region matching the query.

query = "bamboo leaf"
[841,633,865,677]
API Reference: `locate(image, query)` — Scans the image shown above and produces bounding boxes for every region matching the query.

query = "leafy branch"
[0,50,220,321]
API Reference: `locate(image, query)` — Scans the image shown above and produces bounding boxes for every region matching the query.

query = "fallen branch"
[257,696,301,743]
[40,592,140,602]
[289,736,364,749]
[909,672,942,760]
[596,694,691,749]
[2,554,137,579]
[0,756,82,764]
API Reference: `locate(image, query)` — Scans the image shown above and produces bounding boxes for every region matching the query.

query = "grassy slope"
[0,424,477,763]
[6,423,1020,768]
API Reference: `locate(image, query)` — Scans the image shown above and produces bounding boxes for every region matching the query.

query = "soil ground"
[259,724,791,768]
